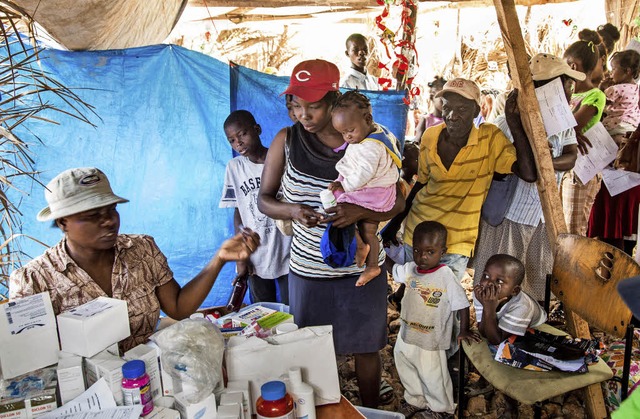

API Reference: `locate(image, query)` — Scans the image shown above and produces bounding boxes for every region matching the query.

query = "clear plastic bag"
[151,318,224,404]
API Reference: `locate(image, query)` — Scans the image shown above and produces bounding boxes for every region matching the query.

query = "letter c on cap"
[295,70,311,82]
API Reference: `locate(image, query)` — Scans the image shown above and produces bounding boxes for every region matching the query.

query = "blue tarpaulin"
[10,44,407,308]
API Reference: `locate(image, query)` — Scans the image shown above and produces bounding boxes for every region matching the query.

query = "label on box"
[0,400,26,419]
[67,299,117,317]
[256,312,293,330]
[231,306,276,328]
[4,294,53,335]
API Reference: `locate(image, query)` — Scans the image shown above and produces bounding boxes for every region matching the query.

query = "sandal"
[379,379,395,404]
[398,400,427,418]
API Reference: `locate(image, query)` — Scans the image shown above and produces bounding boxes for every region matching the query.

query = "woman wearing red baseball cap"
[258,59,404,408]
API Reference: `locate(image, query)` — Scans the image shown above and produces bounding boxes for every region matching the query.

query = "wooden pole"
[492,1,607,417]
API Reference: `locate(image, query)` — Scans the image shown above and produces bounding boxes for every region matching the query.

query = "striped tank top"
[282,123,385,279]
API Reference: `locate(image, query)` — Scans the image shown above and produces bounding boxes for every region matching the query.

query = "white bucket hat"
[37,167,129,221]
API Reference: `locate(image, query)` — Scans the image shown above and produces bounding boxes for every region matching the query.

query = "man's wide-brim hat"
[37,167,129,221]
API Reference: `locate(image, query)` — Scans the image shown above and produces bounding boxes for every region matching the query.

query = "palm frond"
[0,2,97,298]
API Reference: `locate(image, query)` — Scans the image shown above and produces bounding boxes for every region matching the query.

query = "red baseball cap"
[282,59,340,103]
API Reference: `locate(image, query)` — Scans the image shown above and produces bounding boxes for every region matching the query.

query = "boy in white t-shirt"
[219,110,292,304]
[393,221,479,418]
[473,254,547,345]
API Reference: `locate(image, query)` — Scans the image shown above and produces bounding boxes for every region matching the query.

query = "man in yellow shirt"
[383,78,536,280]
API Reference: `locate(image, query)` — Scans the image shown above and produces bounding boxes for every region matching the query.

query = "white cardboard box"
[174,392,216,419]
[56,353,86,405]
[219,392,244,419]
[224,382,251,417]
[0,292,59,379]
[84,352,125,405]
[57,297,130,358]
[226,326,340,407]
[0,366,58,419]
[124,344,163,401]
[0,387,57,419]
[146,406,181,419]
[146,342,182,397]
[217,403,241,419]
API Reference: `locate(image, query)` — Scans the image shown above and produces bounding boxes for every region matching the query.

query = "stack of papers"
[41,378,142,419]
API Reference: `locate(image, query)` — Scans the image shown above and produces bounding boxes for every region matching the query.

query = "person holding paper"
[561,31,607,236]
[383,78,537,282]
[9,167,260,353]
[586,51,640,252]
[472,53,580,302]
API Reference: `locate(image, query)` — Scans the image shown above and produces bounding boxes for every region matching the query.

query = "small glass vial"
[121,359,154,416]
[256,381,295,418]
[227,273,249,312]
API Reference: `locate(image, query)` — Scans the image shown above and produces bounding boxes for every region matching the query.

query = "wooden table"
[316,396,365,419]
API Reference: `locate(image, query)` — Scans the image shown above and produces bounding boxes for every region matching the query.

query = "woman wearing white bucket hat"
[9,167,259,352]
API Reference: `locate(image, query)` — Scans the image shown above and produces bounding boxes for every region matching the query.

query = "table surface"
[316,396,366,419]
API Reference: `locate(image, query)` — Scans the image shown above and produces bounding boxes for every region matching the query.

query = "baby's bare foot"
[356,266,381,286]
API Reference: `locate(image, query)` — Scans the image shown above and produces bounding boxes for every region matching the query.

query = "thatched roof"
[13,0,187,50]
[13,0,579,50]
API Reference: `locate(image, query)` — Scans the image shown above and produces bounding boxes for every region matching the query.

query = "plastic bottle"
[256,381,295,418]
[288,367,316,419]
[227,273,249,312]
[320,189,337,210]
[121,359,154,416]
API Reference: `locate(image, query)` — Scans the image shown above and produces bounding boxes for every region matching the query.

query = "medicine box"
[84,352,124,405]
[225,380,252,417]
[145,406,180,419]
[124,344,162,401]
[217,403,241,419]
[56,353,86,405]
[0,292,59,379]
[229,306,276,327]
[145,342,182,397]
[220,391,244,419]
[174,392,216,419]
[57,297,130,358]
[0,387,57,419]
[0,366,58,419]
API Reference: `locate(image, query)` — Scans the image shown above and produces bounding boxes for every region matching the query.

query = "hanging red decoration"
[374,0,420,104]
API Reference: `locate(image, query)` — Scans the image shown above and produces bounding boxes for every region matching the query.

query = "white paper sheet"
[602,167,640,196]
[573,122,618,184]
[534,77,577,137]
[42,407,143,419]
[40,378,120,418]
[626,39,640,55]
[4,292,54,335]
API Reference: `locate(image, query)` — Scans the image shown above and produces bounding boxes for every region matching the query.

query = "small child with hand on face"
[327,91,402,287]
[393,221,479,418]
[473,254,547,345]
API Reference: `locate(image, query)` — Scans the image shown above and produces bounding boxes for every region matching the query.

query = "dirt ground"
[336,270,602,418]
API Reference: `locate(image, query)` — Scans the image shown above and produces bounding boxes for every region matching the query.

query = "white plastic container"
[319,189,337,210]
[288,367,316,419]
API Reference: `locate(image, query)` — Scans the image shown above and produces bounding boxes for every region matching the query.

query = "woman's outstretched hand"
[218,228,260,262]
